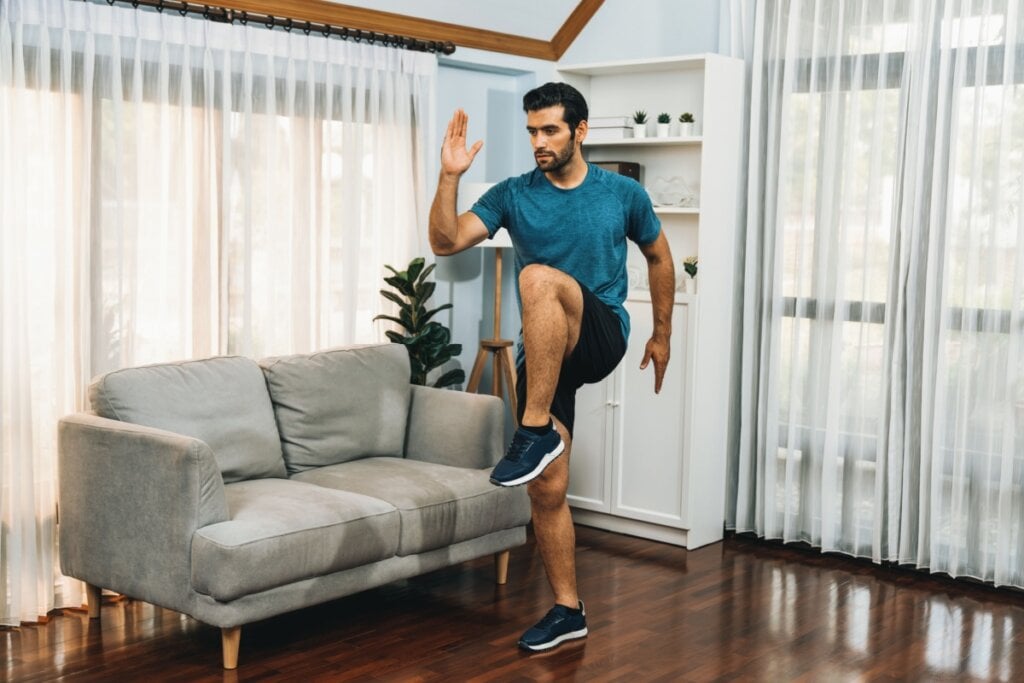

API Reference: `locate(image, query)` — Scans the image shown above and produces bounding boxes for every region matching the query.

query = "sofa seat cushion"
[89,356,286,484]
[191,478,399,601]
[260,344,412,474]
[291,457,531,556]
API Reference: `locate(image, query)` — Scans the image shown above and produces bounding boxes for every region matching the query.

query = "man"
[428,82,674,652]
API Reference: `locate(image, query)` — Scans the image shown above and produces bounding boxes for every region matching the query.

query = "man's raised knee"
[519,264,572,301]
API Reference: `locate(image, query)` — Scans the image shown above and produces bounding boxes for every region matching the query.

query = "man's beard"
[534,139,575,172]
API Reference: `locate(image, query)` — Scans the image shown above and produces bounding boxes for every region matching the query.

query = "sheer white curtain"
[732,0,1024,587]
[0,0,435,625]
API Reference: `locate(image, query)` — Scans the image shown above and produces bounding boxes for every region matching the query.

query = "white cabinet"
[558,55,744,550]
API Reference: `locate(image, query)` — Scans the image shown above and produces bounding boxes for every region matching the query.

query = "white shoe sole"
[519,626,588,651]
[491,440,565,487]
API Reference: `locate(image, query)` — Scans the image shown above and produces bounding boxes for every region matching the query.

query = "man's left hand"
[639,336,670,394]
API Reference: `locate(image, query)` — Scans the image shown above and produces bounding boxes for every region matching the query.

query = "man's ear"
[575,120,588,144]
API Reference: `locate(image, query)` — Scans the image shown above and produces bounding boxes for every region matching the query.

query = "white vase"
[680,122,695,137]
[633,123,647,139]
[656,123,670,137]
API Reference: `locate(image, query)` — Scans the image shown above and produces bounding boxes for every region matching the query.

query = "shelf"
[586,136,702,147]
[653,206,699,215]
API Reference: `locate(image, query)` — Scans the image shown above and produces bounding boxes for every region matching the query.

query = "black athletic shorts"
[516,281,627,437]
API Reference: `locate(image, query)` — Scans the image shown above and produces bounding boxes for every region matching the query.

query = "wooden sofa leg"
[495,550,510,585]
[222,627,241,670]
[86,584,102,619]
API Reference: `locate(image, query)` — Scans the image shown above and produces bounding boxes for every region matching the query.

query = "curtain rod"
[95,0,457,54]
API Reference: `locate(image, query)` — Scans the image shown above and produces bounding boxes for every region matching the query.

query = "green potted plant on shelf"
[657,112,671,137]
[374,257,465,388]
[679,112,696,137]
[632,110,648,139]
[682,256,698,294]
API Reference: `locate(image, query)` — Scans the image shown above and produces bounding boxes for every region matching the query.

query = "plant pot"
[679,122,695,137]
[633,123,647,139]
[656,123,670,138]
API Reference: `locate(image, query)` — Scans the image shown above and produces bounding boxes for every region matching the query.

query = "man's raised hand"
[441,109,483,177]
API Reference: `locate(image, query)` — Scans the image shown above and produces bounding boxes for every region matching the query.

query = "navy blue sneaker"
[489,426,564,487]
[518,601,588,651]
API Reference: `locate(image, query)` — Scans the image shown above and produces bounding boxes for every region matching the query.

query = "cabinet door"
[566,376,614,512]
[612,299,691,527]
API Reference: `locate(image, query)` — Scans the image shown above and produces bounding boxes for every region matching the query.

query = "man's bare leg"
[526,417,577,608]
[517,264,583,427]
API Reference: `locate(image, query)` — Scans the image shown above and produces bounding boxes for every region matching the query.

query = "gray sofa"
[57,343,530,669]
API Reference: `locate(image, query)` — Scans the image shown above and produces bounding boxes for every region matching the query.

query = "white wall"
[560,0,722,64]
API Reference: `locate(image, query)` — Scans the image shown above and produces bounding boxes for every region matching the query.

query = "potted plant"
[374,257,465,388]
[682,256,698,294]
[632,110,648,139]
[657,112,671,137]
[679,112,695,137]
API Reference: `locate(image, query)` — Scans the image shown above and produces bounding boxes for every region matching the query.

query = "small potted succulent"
[632,110,648,139]
[679,112,696,137]
[657,112,671,137]
[682,256,698,293]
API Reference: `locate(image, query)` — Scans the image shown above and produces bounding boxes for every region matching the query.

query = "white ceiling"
[329,0,582,41]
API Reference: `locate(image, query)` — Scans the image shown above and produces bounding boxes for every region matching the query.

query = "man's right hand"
[441,109,483,177]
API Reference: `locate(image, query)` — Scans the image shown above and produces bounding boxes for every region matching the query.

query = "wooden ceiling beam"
[213,0,559,60]
[551,0,604,60]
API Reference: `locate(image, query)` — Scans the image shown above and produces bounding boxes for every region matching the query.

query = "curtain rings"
[155,0,165,12]
[179,2,189,17]
[238,10,247,25]
[283,18,293,32]
[322,24,332,38]
[264,14,276,29]
[303,21,311,36]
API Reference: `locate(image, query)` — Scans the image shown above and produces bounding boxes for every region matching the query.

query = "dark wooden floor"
[6,525,1024,682]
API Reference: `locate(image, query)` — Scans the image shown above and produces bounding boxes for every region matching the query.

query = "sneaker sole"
[518,626,588,652]
[490,440,566,487]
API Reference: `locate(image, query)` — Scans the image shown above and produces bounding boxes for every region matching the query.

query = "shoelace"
[503,432,535,463]
[534,605,575,630]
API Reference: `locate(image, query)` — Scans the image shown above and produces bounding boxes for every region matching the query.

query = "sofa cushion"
[191,478,399,601]
[89,356,286,484]
[260,344,412,474]
[292,457,532,556]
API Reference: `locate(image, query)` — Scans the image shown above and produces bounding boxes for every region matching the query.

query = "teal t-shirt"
[469,163,661,345]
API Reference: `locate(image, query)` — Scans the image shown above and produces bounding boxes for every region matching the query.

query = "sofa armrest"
[404,386,505,469]
[58,413,229,611]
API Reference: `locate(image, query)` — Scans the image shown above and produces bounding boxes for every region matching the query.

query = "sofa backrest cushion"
[259,344,411,474]
[88,356,287,484]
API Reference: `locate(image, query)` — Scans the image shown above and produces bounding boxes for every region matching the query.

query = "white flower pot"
[633,123,647,139]
[680,122,695,137]
[656,123,670,138]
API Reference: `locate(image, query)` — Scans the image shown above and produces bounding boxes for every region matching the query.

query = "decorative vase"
[656,123,670,138]
[633,123,647,139]
[680,122,695,137]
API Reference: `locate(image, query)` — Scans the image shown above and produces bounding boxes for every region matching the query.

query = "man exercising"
[428,82,674,652]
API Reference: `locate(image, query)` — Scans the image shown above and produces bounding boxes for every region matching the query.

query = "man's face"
[526,105,579,173]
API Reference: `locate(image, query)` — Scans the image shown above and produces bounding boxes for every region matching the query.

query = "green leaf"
[416,281,436,302]
[372,314,414,332]
[420,303,453,325]
[417,262,437,285]
[406,258,425,283]
[433,368,466,389]
[384,330,410,345]
[384,276,415,296]
[384,264,401,277]
[379,290,408,309]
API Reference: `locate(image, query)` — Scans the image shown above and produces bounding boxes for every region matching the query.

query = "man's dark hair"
[522,82,589,134]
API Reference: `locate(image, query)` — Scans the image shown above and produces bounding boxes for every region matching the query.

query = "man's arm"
[638,231,675,393]
[429,109,491,256]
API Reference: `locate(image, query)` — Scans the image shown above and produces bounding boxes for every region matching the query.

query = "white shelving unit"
[557,54,744,550]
